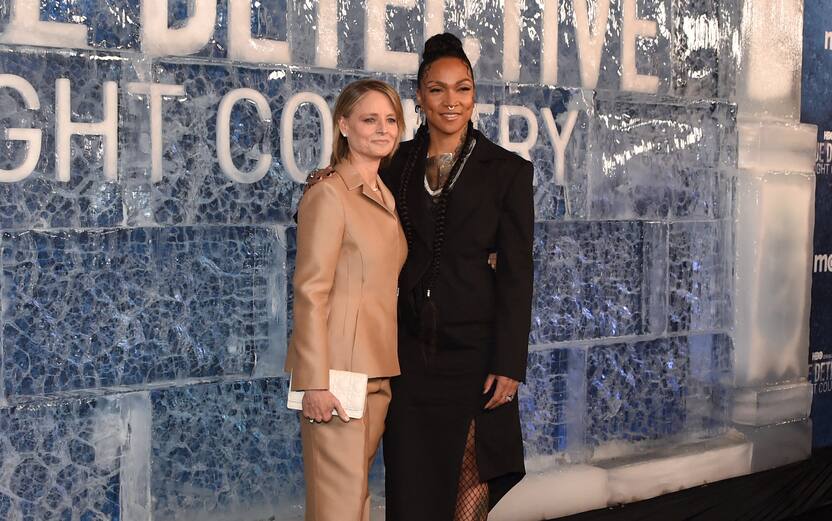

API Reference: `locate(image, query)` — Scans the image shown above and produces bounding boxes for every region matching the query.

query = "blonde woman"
[284,79,407,521]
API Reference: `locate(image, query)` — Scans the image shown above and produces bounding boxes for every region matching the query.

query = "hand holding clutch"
[288,369,368,420]
[301,390,349,423]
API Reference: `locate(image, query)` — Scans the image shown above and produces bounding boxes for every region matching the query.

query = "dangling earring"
[415,104,426,127]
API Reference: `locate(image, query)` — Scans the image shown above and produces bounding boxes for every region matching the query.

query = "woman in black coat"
[381,33,534,521]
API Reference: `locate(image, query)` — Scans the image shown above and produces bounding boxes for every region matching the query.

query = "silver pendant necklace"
[424,152,456,196]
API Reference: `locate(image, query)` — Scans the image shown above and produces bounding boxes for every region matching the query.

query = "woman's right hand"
[302,390,350,423]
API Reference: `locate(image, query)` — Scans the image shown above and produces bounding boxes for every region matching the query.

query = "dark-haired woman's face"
[417,57,475,140]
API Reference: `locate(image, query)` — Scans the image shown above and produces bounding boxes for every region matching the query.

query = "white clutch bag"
[287,369,368,419]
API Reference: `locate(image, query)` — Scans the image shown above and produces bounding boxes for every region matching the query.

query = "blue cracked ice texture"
[125,63,386,226]
[0,49,124,230]
[150,378,305,520]
[586,337,690,445]
[0,396,123,520]
[2,225,281,400]
[521,348,571,457]
[530,220,657,344]
[585,334,733,447]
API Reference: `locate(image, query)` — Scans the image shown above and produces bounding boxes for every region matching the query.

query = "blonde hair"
[330,79,406,165]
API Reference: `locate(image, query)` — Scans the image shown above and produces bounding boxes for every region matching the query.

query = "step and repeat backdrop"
[0,0,813,519]
[804,0,832,448]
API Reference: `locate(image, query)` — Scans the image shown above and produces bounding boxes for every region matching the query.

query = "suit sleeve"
[288,182,344,390]
[491,161,534,382]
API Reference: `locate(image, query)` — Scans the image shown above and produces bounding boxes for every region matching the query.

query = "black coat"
[381,130,534,519]
[381,129,534,382]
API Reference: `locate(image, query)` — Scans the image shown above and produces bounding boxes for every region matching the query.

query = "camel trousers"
[300,377,391,521]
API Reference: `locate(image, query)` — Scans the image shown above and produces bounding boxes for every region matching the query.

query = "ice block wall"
[730,0,816,473]
[0,1,815,520]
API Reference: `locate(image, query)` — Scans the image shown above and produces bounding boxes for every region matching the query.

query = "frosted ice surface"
[521,346,590,463]
[668,221,731,333]
[119,392,153,521]
[179,0,229,59]
[602,434,752,504]
[0,0,141,49]
[588,93,736,220]
[151,377,304,521]
[489,464,608,521]
[462,0,504,80]
[546,0,657,91]
[129,63,285,225]
[735,419,812,472]
[735,0,804,119]
[502,86,592,220]
[686,334,733,437]
[0,0,786,518]
[382,0,423,64]
[733,171,813,385]
[0,0,741,98]
[0,48,125,229]
[733,381,813,426]
[502,0,739,94]
[738,120,817,174]
[492,435,750,521]
[127,65,388,225]
[2,225,284,400]
[669,0,738,99]
[256,224,289,377]
[5,0,319,63]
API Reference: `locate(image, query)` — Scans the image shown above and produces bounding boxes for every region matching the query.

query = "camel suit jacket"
[285,167,407,391]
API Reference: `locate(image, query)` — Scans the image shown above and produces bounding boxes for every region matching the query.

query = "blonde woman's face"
[417,57,475,139]
[338,91,399,162]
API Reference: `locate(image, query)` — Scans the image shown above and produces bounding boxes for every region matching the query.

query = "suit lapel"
[395,131,502,294]
[444,133,494,236]
[405,152,434,247]
[401,131,500,247]
[360,184,396,215]
[336,165,395,215]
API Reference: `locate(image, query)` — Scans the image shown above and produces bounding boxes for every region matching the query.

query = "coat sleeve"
[491,161,534,382]
[288,181,345,390]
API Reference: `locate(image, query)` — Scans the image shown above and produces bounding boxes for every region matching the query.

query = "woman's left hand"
[482,374,520,410]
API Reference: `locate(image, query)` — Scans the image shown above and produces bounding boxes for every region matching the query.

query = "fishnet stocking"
[453,421,489,521]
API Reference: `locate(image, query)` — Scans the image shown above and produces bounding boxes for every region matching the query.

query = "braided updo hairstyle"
[417,33,474,88]
[397,33,476,351]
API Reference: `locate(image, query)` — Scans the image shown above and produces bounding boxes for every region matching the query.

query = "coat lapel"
[402,130,501,246]
[405,152,435,247]
[337,165,396,215]
[444,132,495,236]
[360,183,396,215]
[395,131,504,296]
